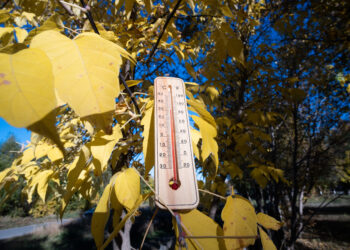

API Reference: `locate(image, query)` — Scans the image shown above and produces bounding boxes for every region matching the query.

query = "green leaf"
[221,195,258,249]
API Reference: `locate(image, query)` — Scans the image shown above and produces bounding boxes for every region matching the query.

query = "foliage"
[0,0,349,249]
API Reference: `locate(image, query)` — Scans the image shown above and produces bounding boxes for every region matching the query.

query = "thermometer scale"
[154,77,199,210]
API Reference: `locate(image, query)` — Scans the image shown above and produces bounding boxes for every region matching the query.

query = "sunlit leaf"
[221,195,258,249]
[113,168,140,211]
[141,100,154,176]
[192,115,218,170]
[88,125,122,175]
[174,209,225,250]
[30,30,132,118]
[0,48,56,127]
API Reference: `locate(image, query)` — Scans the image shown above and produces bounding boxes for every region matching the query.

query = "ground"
[0,196,349,249]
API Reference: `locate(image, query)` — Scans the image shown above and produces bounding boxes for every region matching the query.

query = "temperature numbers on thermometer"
[154,77,199,210]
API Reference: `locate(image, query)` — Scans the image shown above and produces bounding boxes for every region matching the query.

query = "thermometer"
[154,77,199,210]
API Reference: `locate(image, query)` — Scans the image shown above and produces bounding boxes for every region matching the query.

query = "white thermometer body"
[154,77,199,210]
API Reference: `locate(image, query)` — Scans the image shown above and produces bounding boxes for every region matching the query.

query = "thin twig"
[146,0,183,64]
[132,92,148,96]
[295,194,343,240]
[121,114,141,129]
[140,207,159,250]
[120,75,141,114]
[63,26,80,34]
[185,235,258,239]
[198,189,227,200]
[59,0,87,12]
[57,0,74,15]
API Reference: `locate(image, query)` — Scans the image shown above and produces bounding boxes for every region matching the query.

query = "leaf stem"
[140,207,159,250]
[198,188,227,200]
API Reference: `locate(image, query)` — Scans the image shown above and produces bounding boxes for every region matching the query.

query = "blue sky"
[0,117,31,144]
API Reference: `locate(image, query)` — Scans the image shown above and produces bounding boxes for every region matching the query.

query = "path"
[0,218,73,240]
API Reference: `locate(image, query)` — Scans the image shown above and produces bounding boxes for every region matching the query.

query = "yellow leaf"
[36,169,54,202]
[27,108,65,153]
[184,82,199,86]
[14,27,28,43]
[192,115,218,170]
[82,111,114,135]
[25,13,62,44]
[251,168,268,188]
[221,195,258,249]
[34,142,50,159]
[257,213,282,231]
[207,86,219,101]
[125,0,136,19]
[227,37,244,65]
[21,146,35,165]
[0,43,27,54]
[0,48,56,127]
[190,129,201,159]
[60,146,90,217]
[174,209,225,250]
[188,99,216,127]
[259,227,277,250]
[88,125,122,175]
[120,80,143,91]
[47,146,63,162]
[0,27,14,46]
[185,62,196,79]
[30,31,132,118]
[224,161,243,179]
[91,183,112,248]
[0,168,13,183]
[221,5,234,18]
[141,100,154,176]
[113,168,140,211]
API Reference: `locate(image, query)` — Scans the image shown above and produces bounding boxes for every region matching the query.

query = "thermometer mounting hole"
[169,178,181,190]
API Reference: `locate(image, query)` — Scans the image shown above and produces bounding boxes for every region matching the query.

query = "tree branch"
[57,0,74,16]
[79,0,99,34]
[146,0,182,64]
[119,74,141,115]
